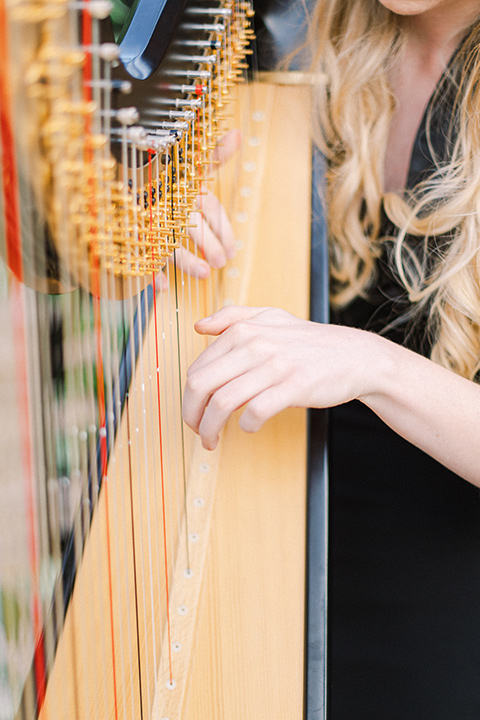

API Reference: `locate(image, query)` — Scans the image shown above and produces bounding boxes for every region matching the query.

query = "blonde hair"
[309,0,480,379]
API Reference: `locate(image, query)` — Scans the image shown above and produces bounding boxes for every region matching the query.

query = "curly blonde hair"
[309,0,480,379]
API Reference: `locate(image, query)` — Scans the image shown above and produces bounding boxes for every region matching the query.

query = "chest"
[384,60,447,192]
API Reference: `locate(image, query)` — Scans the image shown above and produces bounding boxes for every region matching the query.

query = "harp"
[0,1,326,718]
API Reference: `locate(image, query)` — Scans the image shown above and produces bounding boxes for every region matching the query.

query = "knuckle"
[185,372,203,396]
[228,320,250,342]
[210,387,233,416]
[246,398,267,425]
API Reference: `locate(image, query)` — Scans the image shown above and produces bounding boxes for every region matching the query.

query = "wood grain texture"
[183,82,311,720]
[39,81,312,720]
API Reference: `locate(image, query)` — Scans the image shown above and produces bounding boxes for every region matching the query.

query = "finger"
[196,190,237,260]
[169,246,210,279]
[239,382,294,434]
[197,362,278,450]
[187,317,252,377]
[211,129,242,168]
[188,210,228,268]
[183,343,262,431]
[194,305,270,336]
[155,268,169,291]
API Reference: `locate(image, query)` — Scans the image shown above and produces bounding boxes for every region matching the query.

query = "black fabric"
[327,75,480,718]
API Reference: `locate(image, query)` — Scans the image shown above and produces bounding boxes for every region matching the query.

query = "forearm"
[360,335,480,484]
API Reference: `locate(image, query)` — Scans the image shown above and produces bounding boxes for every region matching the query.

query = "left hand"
[156,130,241,289]
[182,305,380,449]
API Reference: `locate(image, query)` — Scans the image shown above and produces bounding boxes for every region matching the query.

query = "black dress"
[327,85,480,719]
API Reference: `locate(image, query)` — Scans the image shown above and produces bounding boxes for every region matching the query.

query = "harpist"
[183,0,480,717]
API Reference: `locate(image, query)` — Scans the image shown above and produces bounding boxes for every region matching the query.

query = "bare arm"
[182,305,480,484]
[362,337,480,484]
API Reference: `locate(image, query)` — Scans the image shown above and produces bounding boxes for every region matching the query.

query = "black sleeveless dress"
[327,86,480,718]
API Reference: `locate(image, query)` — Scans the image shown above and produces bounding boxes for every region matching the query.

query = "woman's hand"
[184,186,237,273]
[182,305,381,450]
[183,304,480,483]
[157,130,241,289]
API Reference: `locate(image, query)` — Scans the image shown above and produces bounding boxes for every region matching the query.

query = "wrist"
[356,331,399,405]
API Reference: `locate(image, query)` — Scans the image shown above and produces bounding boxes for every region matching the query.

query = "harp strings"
[0,1,255,718]
[82,7,122,720]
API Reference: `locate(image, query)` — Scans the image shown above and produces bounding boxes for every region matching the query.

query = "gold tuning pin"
[8,0,255,281]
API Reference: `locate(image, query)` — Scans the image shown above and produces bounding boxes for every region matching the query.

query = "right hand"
[182,305,380,450]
